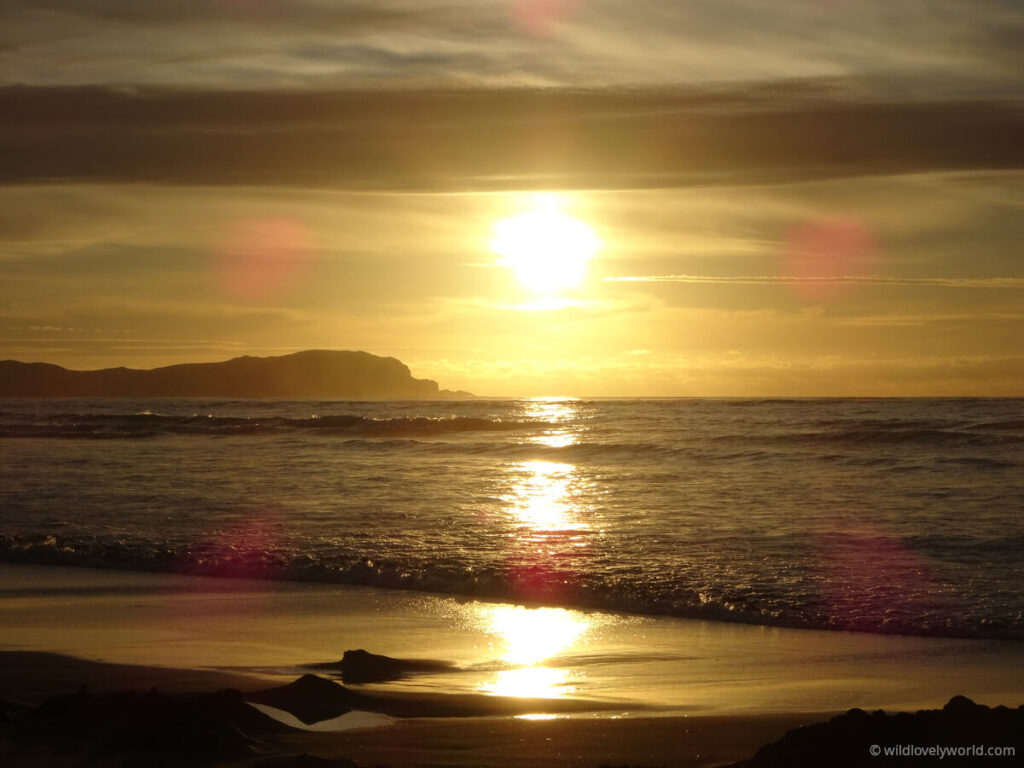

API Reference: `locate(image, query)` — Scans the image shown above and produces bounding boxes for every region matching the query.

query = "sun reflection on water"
[524,396,581,448]
[506,461,589,533]
[474,397,600,699]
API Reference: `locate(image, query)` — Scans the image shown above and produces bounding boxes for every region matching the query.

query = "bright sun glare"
[491,195,600,294]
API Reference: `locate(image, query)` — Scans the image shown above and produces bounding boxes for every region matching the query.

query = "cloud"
[1,85,1021,190]
[0,1,447,28]
[1,0,1021,93]
[835,312,1024,327]
[413,351,1024,397]
[604,275,1024,288]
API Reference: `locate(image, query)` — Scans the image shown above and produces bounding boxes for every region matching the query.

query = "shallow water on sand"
[3,564,1024,715]
[1,397,1022,640]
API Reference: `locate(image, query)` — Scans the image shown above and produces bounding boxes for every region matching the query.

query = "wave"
[1,533,1020,643]
[755,427,1023,448]
[935,456,1019,469]
[3,416,1018,475]
[0,413,548,439]
[969,419,1024,432]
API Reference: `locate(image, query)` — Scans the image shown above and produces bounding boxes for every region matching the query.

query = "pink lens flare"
[186,515,284,582]
[215,216,314,300]
[813,522,942,634]
[506,561,572,602]
[783,216,877,300]
[512,0,582,35]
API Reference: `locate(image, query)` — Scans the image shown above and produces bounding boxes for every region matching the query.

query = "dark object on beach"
[247,674,359,724]
[728,695,1024,767]
[0,696,30,722]
[316,649,454,684]
[13,685,293,764]
[258,754,364,768]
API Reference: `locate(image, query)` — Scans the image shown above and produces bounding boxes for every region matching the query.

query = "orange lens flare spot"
[784,216,876,299]
[512,0,582,35]
[216,216,314,300]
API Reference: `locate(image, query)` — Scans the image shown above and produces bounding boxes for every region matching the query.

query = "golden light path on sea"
[504,461,588,533]
[472,396,601,699]
[525,397,581,449]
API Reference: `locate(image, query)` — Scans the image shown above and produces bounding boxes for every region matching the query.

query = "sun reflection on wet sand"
[480,666,580,698]
[480,604,591,664]
[475,604,594,698]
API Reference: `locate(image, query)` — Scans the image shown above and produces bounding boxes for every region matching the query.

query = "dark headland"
[0,350,473,399]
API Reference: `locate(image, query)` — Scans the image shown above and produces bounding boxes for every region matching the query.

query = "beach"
[3,562,1023,767]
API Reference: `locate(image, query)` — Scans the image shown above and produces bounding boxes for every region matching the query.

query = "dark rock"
[0,696,29,722]
[727,696,1024,767]
[322,649,454,684]
[247,674,358,724]
[943,694,983,714]
[15,686,295,764]
[258,755,364,768]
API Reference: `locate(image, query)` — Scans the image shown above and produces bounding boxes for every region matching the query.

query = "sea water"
[1,398,1021,641]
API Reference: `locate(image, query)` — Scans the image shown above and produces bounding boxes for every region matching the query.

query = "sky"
[1,0,1022,396]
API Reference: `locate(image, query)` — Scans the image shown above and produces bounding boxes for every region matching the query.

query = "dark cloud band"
[2,85,1021,189]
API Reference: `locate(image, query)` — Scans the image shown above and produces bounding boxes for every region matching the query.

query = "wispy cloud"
[2,0,1021,94]
[604,275,1024,288]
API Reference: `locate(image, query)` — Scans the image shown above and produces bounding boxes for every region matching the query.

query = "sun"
[490,196,600,294]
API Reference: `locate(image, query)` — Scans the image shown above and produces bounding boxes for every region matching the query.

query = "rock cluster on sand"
[11,686,291,764]
[728,696,1024,767]
[246,674,358,724]
[258,756,363,768]
[2,678,388,767]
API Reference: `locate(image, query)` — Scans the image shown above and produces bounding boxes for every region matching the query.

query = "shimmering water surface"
[1,398,1022,640]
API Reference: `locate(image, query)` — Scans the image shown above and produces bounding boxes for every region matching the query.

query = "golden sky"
[1,1,1022,395]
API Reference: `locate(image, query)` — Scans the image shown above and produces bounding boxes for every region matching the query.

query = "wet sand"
[0,652,822,768]
[2,562,1024,766]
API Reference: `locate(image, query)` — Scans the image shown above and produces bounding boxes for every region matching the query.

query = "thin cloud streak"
[604,275,1024,288]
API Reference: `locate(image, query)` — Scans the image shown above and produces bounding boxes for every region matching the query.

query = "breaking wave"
[1,531,1021,642]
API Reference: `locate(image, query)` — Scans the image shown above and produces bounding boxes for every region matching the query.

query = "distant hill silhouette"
[0,350,473,399]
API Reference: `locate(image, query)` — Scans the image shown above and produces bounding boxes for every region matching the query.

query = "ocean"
[1,397,1021,641]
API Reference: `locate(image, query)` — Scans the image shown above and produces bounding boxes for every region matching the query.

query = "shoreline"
[3,562,1024,714]
[5,548,1023,645]
[2,562,1024,766]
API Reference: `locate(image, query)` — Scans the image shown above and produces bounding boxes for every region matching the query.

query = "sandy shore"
[0,650,820,767]
[2,562,1024,766]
